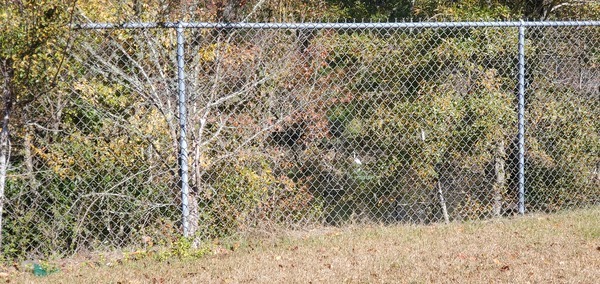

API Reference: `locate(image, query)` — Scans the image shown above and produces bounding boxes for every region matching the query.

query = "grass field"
[6,208,600,283]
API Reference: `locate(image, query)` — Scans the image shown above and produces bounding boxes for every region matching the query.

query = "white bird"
[353,151,362,166]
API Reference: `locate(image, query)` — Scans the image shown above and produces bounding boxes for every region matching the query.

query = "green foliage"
[1,0,71,103]
[197,153,320,238]
[527,88,600,211]
[300,26,520,221]
[325,0,600,20]
[2,0,599,262]
[325,0,415,20]
[325,0,515,21]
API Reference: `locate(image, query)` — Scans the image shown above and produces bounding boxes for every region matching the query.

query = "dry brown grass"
[5,208,600,283]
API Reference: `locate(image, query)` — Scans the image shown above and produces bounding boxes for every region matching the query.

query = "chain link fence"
[2,21,599,260]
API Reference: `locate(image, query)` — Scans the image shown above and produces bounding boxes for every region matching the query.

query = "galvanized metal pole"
[75,20,600,30]
[176,23,190,236]
[517,21,526,215]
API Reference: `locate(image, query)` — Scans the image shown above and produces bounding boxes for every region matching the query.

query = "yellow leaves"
[479,68,501,92]
[238,161,276,193]
[76,0,126,23]
[527,138,556,168]
[345,118,364,138]
[197,153,211,169]
[75,78,130,109]
[32,144,75,178]
[415,163,436,180]
[33,128,155,179]
[197,44,219,62]
[198,43,258,67]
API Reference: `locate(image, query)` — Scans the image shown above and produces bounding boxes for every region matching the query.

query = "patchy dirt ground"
[5,208,600,283]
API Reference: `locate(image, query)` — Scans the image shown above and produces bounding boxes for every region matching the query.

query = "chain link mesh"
[2,22,598,260]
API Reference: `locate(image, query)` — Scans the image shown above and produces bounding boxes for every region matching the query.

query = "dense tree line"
[1,0,599,259]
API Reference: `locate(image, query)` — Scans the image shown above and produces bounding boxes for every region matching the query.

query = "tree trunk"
[437,178,449,224]
[0,58,15,248]
[188,188,199,243]
[0,126,9,248]
[434,162,450,224]
[493,140,506,217]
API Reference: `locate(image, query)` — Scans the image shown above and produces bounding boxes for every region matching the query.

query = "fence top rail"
[74,20,600,30]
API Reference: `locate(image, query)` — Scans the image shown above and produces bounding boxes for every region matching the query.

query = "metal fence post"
[177,22,190,236]
[517,20,526,215]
